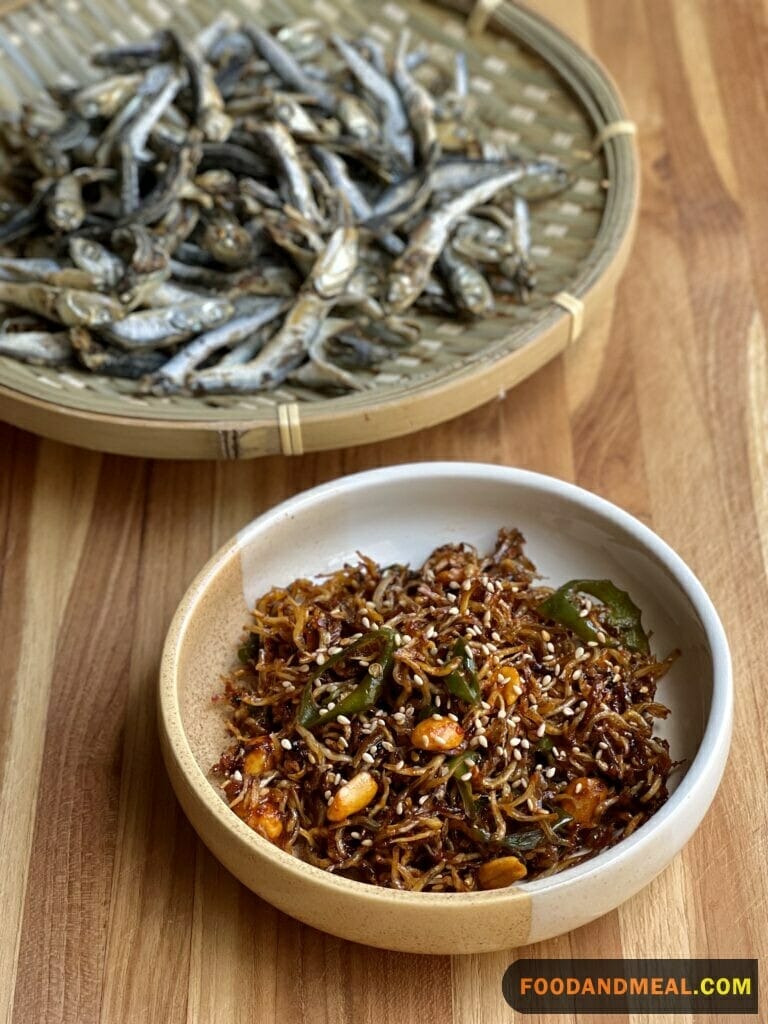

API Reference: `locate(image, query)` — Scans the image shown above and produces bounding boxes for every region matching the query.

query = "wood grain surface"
[1,1,766,1023]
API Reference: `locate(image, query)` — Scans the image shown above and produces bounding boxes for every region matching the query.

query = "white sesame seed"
[396,802,404,815]
[542,674,552,686]
[334,772,342,785]
[362,752,375,764]
[573,669,583,681]
[597,632,607,643]
[480,700,491,710]
[337,715,351,726]
[460,771,473,782]
[315,652,326,666]
[579,608,589,618]
[329,646,343,655]
[281,680,293,689]
[395,760,405,770]
[526,798,536,813]
[326,702,336,711]
[536,722,546,737]
[413,674,425,687]
[587,640,599,648]
[575,782,583,794]
[498,709,507,720]
[562,707,574,717]
[546,641,555,653]
[513,749,522,761]
[579,700,588,709]
[541,630,551,642]
[575,647,585,659]
[491,631,501,642]
[462,579,472,591]
[477,735,489,749]
[432,713,442,720]
[448,580,460,590]
[350,830,361,839]
[280,738,293,750]
[496,745,505,755]
[418,794,429,805]
[572,744,581,752]
[324,789,332,800]
[447,607,459,618]
[361,838,373,846]
[545,766,556,779]
[232,770,243,782]
[598,741,609,750]
[362,616,371,629]
[521,738,530,750]
[446,592,457,603]
[510,737,521,747]
[483,610,492,626]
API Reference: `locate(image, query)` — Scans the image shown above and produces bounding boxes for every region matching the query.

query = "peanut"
[561,776,608,826]
[243,737,275,776]
[411,716,466,751]
[327,771,378,822]
[478,855,528,890]
[498,665,522,705]
[237,796,284,842]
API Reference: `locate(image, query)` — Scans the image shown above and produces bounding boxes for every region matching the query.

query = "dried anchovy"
[0,17,571,395]
[213,529,676,893]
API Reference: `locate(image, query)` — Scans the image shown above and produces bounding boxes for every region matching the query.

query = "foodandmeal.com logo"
[502,959,758,1014]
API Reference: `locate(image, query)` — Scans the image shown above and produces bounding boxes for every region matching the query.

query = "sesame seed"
[361,838,373,847]
[513,749,522,761]
[587,640,599,648]
[477,735,489,749]
[418,794,429,805]
[562,707,574,717]
[334,773,342,785]
[541,630,551,642]
[572,669,583,681]
[575,782,583,794]
[510,737,521,747]
[362,616,371,629]
[350,830,361,839]
[396,802,404,815]
[536,722,546,737]
[498,709,507,720]
[315,652,326,666]
[462,579,472,591]
[446,592,457,603]
[521,739,530,750]
[413,674,425,687]
[545,766,556,779]
[329,646,343,655]
[579,608,589,618]
[447,607,459,618]
[337,715,351,726]
[546,642,555,654]
[460,771,473,782]
[395,760,405,770]
[362,752,375,764]
[448,713,459,722]
[326,702,336,711]
[232,770,243,782]
[598,741,609,750]
[425,625,436,639]
[526,798,536,812]
[572,744,581,752]
[579,700,588,709]
[338,737,348,749]
[432,713,442,720]
[280,738,293,750]
[496,745,505,755]
[542,674,552,686]
[575,646,585,659]
[481,700,491,710]
[491,631,501,643]
[597,632,607,643]
[483,610,492,626]
[324,789,333,800]
[448,581,460,590]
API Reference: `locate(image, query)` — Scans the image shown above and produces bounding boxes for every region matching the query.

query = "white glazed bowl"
[159,463,732,953]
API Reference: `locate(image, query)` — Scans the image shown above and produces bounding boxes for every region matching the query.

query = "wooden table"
[1,2,766,1022]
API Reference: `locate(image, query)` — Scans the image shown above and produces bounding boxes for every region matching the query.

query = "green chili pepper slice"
[470,808,573,853]
[446,750,479,817]
[237,633,260,665]
[537,578,649,654]
[445,637,481,705]
[296,628,396,729]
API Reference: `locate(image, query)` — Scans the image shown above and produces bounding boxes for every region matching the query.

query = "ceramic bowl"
[158,463,732,954]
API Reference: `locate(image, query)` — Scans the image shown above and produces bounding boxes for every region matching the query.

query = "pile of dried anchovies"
[0,16,568,395]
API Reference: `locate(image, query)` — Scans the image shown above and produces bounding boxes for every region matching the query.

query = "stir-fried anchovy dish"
[213,530,676,892]
[0,16,569,396]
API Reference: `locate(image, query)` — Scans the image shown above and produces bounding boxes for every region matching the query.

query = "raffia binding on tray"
[277,402,305,456]
[552,292,584,345]
[595,120,637,147]
[467,0,503,35]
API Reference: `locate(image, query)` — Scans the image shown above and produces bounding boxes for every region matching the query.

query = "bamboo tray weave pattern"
[0,0,638,458]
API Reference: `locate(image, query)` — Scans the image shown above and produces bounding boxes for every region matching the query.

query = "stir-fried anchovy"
[212,529,675,893]
[0,17,577,392]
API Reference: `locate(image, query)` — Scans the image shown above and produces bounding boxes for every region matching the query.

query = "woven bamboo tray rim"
[0,0,638,458]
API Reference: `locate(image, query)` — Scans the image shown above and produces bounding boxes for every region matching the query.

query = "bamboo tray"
[0,0,638,459]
